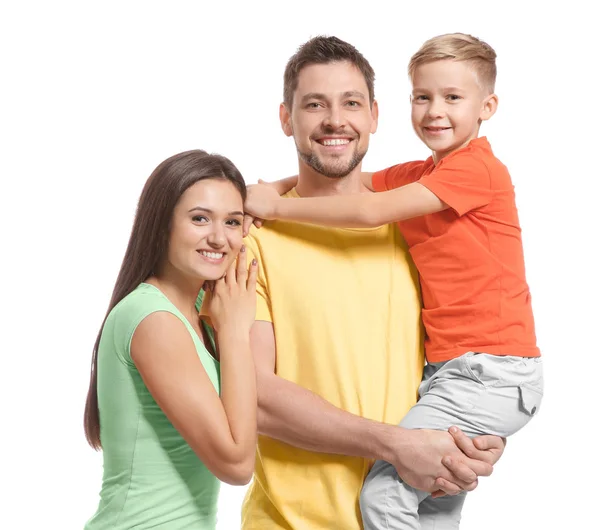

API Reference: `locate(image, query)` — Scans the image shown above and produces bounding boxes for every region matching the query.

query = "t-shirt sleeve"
[198,234,273,324]
[111,292,181,366]
[372,161,426,192]
[244,234,272,323]
[418,153,493,216]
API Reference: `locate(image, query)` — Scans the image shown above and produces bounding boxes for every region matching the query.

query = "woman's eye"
[226,219,242,226]
[192,215,208,223]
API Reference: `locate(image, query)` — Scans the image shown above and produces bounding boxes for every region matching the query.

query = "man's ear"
[370,99,379,134]
[280,103,293,137]
[480,93,498,122]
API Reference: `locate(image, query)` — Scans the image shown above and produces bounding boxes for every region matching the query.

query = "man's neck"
[295,165,369,198]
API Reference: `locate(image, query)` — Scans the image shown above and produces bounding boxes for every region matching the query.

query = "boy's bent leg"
[418,492,467,530]
[360,354,542,530]
[361,458,428,530]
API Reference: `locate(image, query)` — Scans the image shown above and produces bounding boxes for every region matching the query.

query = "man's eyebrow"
[300,91,367,103]
[300,92,328,103]
[188,206,244,217]
[342,91,366,100]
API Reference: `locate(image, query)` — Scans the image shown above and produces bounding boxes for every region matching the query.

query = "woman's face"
[166,178,244,282]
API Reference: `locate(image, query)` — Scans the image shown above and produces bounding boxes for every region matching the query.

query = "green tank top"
[85,283,221,530]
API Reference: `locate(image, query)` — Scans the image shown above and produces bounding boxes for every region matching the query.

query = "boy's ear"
[480,93,499,121]
[280,103,293,137]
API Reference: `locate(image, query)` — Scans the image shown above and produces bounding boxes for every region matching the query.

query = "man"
[241,36,504,530]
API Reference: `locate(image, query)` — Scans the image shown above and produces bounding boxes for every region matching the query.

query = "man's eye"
[346,101,360,107]
[306,102,321,109]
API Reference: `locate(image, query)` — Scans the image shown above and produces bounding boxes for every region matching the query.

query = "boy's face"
[280,61,378,179]
[410,59,497,163]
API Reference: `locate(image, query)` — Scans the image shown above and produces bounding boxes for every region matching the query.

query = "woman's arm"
[132,255,258,486]
[131,313,256,485]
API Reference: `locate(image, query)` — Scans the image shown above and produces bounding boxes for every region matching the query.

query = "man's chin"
[299,152,363,179]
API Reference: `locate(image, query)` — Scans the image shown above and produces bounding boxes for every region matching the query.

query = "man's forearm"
[257,372,396,460]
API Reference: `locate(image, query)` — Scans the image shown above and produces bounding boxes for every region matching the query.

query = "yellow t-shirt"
[241,191,425,530]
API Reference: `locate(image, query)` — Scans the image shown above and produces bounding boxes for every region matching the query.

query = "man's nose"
[323,105,345,129]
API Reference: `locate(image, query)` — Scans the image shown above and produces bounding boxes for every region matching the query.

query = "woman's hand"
[205,246,258,334]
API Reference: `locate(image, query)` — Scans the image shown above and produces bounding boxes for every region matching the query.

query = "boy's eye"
[414,95,428,101]
[447,94,461,101]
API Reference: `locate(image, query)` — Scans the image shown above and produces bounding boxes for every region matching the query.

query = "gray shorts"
[360,352,544,530]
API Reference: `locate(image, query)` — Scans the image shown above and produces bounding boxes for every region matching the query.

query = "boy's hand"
[244,183,281,223]
[243,178,297,236]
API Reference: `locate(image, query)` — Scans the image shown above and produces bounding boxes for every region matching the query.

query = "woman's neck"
[146,269,204,323]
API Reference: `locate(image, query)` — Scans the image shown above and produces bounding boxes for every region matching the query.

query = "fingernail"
[252,259,257,265]
[449,426,457,434]
[443,457,452,466]
[241,245,246,252]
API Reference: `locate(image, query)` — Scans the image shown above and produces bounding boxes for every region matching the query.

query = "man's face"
[281,61,378,179]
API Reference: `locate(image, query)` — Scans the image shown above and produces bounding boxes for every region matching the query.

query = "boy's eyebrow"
[189,206,244,217]
[412,86,467,93]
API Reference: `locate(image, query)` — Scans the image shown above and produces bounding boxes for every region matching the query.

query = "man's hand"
[432,427,506,497]
[384,427,494,496]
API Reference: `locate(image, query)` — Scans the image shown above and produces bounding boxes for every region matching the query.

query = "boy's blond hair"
[409,33,497,93]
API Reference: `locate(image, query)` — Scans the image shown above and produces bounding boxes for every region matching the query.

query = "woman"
[84,150,258,529]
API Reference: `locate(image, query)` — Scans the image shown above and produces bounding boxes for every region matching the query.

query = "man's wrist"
[365,422,408,463]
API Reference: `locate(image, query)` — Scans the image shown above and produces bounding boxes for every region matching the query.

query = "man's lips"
[315,137,352,146]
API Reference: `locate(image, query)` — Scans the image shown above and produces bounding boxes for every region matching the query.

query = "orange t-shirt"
[373,137,539,363]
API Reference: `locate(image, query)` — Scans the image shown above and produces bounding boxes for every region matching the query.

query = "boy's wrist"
[272,197,285,219]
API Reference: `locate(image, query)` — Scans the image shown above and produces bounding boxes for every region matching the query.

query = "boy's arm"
[245,181,448,228]
[265,175,298,195]
[242,176,299,236]
[251,320,503,495]
[362,171,375,190]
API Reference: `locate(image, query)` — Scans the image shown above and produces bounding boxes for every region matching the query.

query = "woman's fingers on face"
[247,258,258,289]
[236,245,248,284]
[225,259,237,285]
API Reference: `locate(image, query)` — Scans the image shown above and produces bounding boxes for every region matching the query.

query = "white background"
[2,1,597,529]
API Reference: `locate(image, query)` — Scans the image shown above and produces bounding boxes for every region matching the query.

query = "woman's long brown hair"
[84,150,246,449]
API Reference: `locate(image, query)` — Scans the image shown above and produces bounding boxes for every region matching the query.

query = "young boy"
[244,33,543,529]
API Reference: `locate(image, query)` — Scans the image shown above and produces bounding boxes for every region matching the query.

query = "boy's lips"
[424,126,451,136]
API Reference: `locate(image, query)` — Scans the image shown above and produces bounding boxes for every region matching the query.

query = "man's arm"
[251,321,498,494]
[244,181,448,228]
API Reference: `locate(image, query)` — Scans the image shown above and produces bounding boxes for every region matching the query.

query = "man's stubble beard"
[297,147,367,179]
[294,129,367,179]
